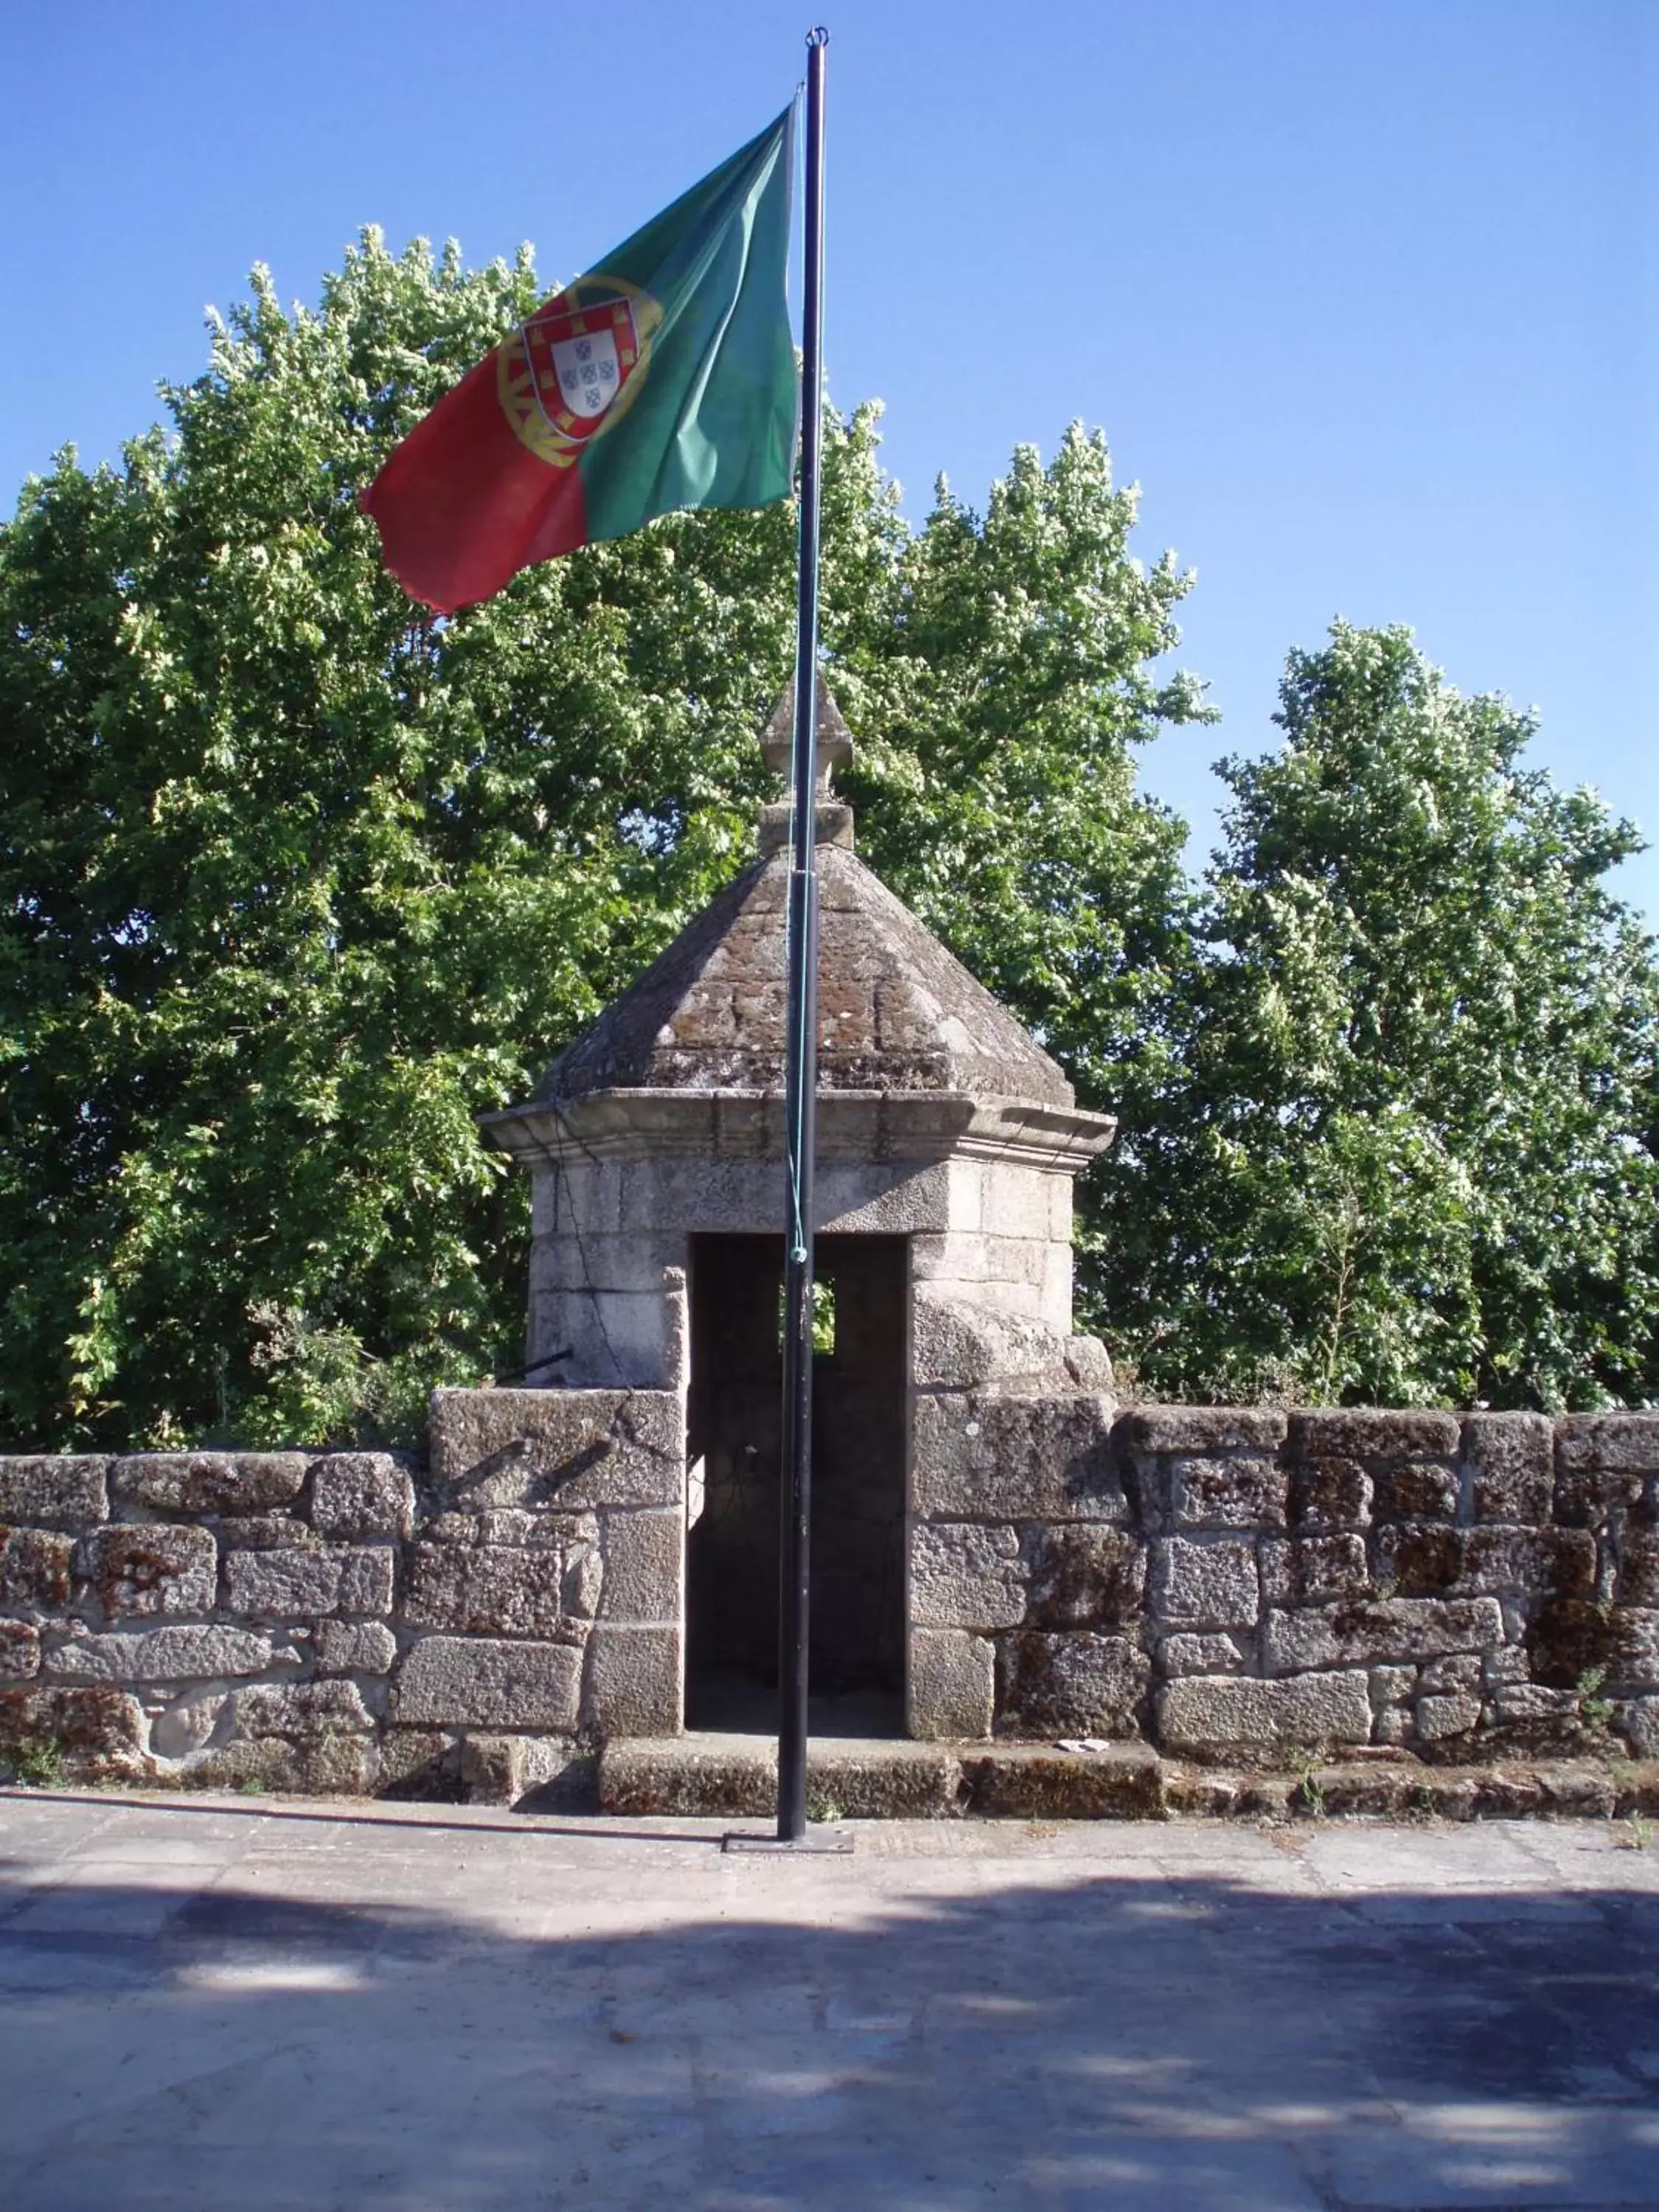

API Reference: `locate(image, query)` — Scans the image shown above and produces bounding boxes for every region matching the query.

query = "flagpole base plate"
[723,1829,854,1855]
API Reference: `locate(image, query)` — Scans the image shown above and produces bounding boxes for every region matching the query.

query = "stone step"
[598,1734,976,1820]
[597,1734,1659,1823]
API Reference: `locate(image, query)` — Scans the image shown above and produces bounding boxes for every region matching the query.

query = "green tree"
[1097,622,1659,1409]
[0,229,1204,1449]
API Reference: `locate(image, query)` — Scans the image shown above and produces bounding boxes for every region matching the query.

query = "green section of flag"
[580,107,797,543]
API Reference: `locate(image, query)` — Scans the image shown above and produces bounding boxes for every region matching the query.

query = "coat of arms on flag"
[364,105,793,613]
[498,278,664,468]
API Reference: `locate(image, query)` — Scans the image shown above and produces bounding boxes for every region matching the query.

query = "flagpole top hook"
[806,25,829,47]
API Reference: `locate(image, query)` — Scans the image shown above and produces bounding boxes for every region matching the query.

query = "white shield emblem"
[550,323,625,420]
[500,282,661,465]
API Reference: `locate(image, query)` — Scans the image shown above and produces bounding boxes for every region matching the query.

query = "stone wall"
[0,1388,684,1799]
[4,1391,1657,1796]
[908,1400,1659,1764]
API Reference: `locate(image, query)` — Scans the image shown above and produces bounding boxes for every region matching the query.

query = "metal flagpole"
[720,23,846,1863]
[776,24,830,1846]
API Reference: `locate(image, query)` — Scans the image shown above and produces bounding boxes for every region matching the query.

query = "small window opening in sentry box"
[777,1276,836,1356]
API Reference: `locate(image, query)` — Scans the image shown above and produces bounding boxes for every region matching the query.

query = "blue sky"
[3,1,1654,908]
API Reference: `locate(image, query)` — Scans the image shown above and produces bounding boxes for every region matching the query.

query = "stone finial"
[762,669,855,795]
[757,669,856,856]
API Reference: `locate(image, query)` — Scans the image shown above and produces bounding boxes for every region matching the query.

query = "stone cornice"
[480,1088,1117,1175]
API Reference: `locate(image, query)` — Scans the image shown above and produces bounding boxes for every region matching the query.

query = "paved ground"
[1,1790,1657,2211]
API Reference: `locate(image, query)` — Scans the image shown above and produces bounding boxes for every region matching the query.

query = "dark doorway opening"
[686,1233,908,1736]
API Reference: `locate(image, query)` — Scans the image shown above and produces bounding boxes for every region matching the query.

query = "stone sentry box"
[9,686,1659,1792]
[476,681,1117,1739]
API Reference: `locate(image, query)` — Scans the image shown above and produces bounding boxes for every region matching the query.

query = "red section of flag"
[360,349,588,615]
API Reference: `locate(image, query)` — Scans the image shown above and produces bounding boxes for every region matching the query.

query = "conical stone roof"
[535,839,1076,1107]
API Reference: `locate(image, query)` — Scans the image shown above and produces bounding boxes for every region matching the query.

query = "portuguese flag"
[363,108,797,614]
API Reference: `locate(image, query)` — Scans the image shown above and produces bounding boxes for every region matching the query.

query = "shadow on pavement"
[1,1821,1656,2209]
[7,1784,720,1850]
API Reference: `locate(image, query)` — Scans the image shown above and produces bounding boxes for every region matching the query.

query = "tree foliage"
[7,234,1655,1441]
[0,229,1203,1447]
[1093,623,1659,1409]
